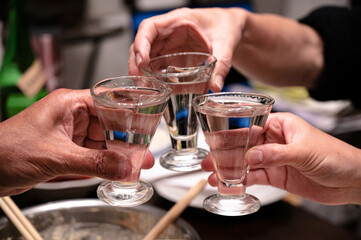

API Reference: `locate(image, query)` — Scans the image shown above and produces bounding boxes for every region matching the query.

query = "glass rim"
[192,92,275,113]
[90,76,172,108]
[141,52,217,78]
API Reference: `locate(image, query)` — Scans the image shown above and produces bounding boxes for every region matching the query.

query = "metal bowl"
[0,199,200,240]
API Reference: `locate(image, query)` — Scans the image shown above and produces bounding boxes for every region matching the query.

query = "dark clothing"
[299,6,361,109]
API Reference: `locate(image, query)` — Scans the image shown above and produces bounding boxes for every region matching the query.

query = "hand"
[202,112,361,205]
[0,89,155,196]
[129,7,323,90]
[129,7,247,92]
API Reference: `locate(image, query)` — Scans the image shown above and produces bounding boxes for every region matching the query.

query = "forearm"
[233,10,324,88]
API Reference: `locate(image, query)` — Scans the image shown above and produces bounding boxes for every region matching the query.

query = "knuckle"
[138,18,152,29]
[273,144,287,160]
[173,7,191,14]
[216,58,232,73]
[94,152,119,179]
[50,88,69,97]
[94,152,107,176]
[263,144,287,165]
[93,152,125,180]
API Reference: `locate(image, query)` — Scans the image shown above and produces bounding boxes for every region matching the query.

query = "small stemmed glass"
[192,92,274,216]
[91,76,171,206]
[142,52,217,172]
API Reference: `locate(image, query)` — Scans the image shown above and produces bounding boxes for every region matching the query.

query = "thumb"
[245,143,307,169]
[62,146,132,181]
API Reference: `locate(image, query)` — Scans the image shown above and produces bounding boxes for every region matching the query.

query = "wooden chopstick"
[143,179,207,240]
[0,196,43,240]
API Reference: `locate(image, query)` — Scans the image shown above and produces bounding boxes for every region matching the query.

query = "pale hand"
[202,112,361,205]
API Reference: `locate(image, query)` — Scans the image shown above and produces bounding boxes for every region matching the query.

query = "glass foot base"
[203,194,261,216]
[159,148,208,172]
[97,179,153,207]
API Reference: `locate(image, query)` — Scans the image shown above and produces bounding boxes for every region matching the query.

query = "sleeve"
[299,6,361,108]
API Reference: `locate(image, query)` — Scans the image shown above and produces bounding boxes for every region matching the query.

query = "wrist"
[346,147,361,205]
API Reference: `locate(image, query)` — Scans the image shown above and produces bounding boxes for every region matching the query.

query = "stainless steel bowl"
[0,199,200,240]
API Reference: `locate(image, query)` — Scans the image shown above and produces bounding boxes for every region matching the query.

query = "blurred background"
[0,0,351,90]
[0,0,360,238]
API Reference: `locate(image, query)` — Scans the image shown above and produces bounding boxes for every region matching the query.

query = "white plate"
[143,161,287,208]
[152,171,287,208]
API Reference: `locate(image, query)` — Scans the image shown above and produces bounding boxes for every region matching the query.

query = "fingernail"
[247,150,263,165]
[136,53,142,66]
[215,75,223,91]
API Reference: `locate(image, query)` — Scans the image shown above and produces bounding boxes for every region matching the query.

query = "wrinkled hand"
[129,7,247,92]
[0,89,154,196]
[202,112,361,205]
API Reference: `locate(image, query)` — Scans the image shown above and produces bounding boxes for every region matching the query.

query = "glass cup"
[142,52,217,172]
[192,92,274,216]
[91,76,171,206]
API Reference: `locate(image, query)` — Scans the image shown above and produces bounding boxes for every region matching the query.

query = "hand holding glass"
[91,76,171,207]
[142,52,217,172]
[192,92,274,216]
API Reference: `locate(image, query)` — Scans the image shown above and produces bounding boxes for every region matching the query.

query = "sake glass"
[91,76,171,206]
[142,52,216,172]
[192,92,274,216]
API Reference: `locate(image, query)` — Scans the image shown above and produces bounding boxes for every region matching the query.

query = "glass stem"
[217,181,246,197]
[112,181,140,190]
[170,134,198,150]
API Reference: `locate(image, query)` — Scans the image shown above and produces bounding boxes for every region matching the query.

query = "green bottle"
[0,0,47,121]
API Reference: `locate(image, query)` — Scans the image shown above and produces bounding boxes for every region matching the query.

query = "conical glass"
[142,52,217,172]
[192,92,274,216]
[91,76,171,206]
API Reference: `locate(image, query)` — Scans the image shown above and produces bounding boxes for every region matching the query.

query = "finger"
[208,172,217,187]
[84,139,106,149]
[201,154,214,172]
[246,166,291,192]
[245,143,305,169]
[133,8,206,68]
[87,116,104,142]
[246,168,273,186]
[209,47,233,93]
[133,18,160,68]
[70,89,98,117]
[62,145,132,181]
[128,44,141,76]
[141,151,155,169]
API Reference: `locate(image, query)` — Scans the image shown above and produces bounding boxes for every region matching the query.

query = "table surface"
[148,192,359,240]
[2,189,359,240]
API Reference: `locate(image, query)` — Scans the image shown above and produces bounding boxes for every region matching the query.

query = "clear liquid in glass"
[193,94,273,216]
[142,52,217,172]
[94,87,167,206]
[160,78,209,171]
